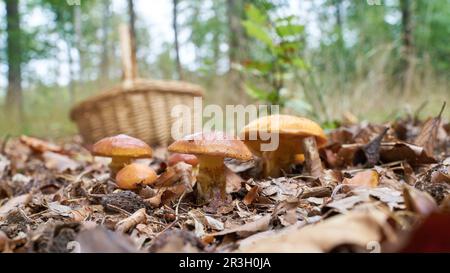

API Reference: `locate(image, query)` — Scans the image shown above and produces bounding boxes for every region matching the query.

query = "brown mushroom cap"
[240,115,327,154]
[168,153,199,167]
[168,132,252,161]
[115,163,157,190]
[92,134,153,158]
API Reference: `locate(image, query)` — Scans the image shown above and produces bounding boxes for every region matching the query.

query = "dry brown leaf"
[0,194,31,220]
[225,166,244,193]
[414,103,445,156]
[343,170,379,188]
[19,135,63,154]
[403,186,438,216]
[43,151,80,172]
[76,227,140,253]
[243,186,259,205]
[380,142,436,165]
[236,210,395,253]
[209,214,272,238]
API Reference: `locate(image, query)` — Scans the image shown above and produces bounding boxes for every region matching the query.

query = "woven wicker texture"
[70,79,204,146]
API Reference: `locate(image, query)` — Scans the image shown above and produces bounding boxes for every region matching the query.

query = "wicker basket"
[70,25,204,146]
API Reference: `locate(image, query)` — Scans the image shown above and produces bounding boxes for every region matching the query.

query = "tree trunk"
[5,0,23,121]
[400,0,415,94]
[100,0,111,83]
[173,0,183,80]
[226,0,246,98]
[127,0,137,65]
[74,4,83,82]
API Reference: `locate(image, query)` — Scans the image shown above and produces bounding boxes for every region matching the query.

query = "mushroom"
[240,115,327,177]
[115,163,157,190]
[168,132,252,201]
[168,153,199,167]
[91,134,153,175]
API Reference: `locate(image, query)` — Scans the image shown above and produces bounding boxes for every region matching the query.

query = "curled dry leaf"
[413,103,445,157]
[380,142,436,165]
[0,230,9,253]
[243,186,259,206]
[403,186,438,216]
[116,208,148,233]
[236,210,395,253]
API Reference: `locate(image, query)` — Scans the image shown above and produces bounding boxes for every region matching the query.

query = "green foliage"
[241,3,307,108]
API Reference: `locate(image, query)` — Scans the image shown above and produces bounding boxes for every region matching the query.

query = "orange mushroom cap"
[115,163,158,190]
[168,132,252,161]
[168,153,199,167]
[92,134,153,159]
[240,114,327,154]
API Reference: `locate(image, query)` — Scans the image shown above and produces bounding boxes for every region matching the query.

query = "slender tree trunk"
[173,0,183,80]
[100,0,111,83]
[127,0,137,65]
[5,0,23,122]
[226,0,246,98]
[74,4,83,82]
[400,0,414,93]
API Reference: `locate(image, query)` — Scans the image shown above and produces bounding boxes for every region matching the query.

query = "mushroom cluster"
[88,115,326,202]
[240,114,327,177]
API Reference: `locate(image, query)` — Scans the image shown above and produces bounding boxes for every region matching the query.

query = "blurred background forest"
[0,0,449,138]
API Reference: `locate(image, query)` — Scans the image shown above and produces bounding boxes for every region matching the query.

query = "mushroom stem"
[196,155,226,201]
[301,136,323,178]
[110,157,133,175]
[262,145,294,177]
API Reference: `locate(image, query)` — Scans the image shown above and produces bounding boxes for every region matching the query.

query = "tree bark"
[100,0,111,83]
[5,0,23,121]
[172,0,183,80]
[226,0,246,97]
[400,0,415,94]
[127,0,137,66]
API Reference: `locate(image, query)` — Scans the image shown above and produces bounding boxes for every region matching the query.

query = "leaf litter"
[0,109,449,253]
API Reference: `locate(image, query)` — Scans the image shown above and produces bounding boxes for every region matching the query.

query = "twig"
[106,204,132,216]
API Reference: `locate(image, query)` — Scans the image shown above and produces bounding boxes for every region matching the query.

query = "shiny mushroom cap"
[168,132,252,161]
[115,163,157,190]
[92,134,153,158]
[168,153,199,167]
[240,115,327,154]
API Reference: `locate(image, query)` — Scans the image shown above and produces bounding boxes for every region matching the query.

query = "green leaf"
[275,24,304,37]
[244,83,268,101]
[292,58,307,69]
[242,20,273,47]
[245,4,267,25]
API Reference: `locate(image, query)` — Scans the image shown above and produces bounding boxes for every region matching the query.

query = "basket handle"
[119,24,138,87]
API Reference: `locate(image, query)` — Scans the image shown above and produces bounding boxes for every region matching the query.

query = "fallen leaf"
[0,194,31,220]
[414,103,445,157]
[236,210,395,253]
[403,186,438,216]
[76,227,140,253]
[398,212,450,253]
[243,186,259,205]
[380,142,436,165]
[0,154,10,178]
[209,214,272,238]
[225,166,244,193]
[19,135,63,154]
[343,170,379,188]
[43,151,80,172]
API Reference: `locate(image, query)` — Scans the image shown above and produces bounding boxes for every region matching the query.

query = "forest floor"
[0,111,449,253]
